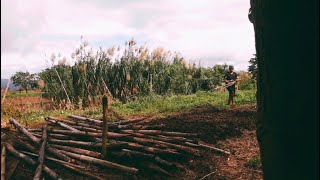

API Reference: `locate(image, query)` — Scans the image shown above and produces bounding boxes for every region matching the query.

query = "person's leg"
[227,89,232,105]
[230,86,235,105]
[232,88,236,105]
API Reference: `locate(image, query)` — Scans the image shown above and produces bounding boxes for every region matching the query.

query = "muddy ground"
[3,104,263,180]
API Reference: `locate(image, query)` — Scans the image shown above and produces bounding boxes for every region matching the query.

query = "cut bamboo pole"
[41,129,128,138]
[5,143,61,180]
[142,162,172,176]
[1,78,11,105]
[45,118,79,132]
[68,115,103,125]
[33,124,48,180]
[197,141,231,155]
[117,117,147,125]
[123,136,200,156]
[122,130,200,137]
[1,145,6,180]
[47,117,102,130]
[48,138,127,149]
[101,96,108,159]
[121,149,175,168]
[59,150,139,174]
[9,118,71,162]
[121,141,185,157]
[51,144,101,158]
[121,130,198,147]
[6,159,19,180]
[68,125,102,133]
[33,133,72,140]
[20,151,106,180]
[21,151,85,170]
[9,118,40,144]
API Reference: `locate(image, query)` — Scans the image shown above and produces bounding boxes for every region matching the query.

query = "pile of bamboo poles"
[1,113,230,179]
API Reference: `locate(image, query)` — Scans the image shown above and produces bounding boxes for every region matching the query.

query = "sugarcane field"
[1,0,318,180]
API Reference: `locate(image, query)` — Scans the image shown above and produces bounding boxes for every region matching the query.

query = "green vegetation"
[39,38,233,107]
[112,89,256,117]
[4,90,42,98]
[2,89,256,125]
[11,71,39,93]
[245,156,262,169]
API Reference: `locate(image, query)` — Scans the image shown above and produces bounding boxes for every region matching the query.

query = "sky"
[1,0,256,79]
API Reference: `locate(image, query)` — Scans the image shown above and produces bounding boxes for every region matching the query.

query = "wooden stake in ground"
[1,78,11,105]
[101,96,108,159]
[1,145,6,180]
[33,124,48,180]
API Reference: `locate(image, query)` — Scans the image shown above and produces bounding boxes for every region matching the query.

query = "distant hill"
[1,79,20,90]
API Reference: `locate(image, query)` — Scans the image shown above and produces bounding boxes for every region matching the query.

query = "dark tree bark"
[251,0,318,179]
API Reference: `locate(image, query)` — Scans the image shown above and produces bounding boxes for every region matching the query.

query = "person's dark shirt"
[224,71,238,81]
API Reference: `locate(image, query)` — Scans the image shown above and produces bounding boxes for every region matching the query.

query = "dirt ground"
[142,104,262,180]
[3,104,263,180]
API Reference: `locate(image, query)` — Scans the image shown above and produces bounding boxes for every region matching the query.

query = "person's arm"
[224,74,229,84]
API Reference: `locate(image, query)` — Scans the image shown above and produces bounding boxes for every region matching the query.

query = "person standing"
[224,65,238,106]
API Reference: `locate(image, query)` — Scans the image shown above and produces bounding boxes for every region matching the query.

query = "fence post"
[101,96,108,159]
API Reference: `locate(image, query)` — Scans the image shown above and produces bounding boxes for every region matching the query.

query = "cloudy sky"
[1,0,256,79]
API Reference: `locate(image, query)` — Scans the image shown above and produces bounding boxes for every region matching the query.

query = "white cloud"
[1,0,255,78]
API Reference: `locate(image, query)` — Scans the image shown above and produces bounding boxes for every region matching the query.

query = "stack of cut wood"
[1,115,230,179]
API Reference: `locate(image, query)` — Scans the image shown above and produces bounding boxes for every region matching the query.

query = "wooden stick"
[48,138,127,149]
[51,144,101,158]
[46,118,103,142]
[41,129,129,138]
[9,118,40,144]
[68,115,103,125]
[21,151,85,170]
[121,149,175,168]
[59,150,139,174]
[68,125,102,133]
[122,130,200,137]
[197,141,231,155]
[5,143,61,180]
[47,117,102,130]
[142,162,172,176]
[121,141,185,157]
[116,117,147,125]
[33,124,48,180]
[101,96,108,159]
[22,151,105,180]
[158,135,198,143]
[1,78,11,105]
[123,136,200,156]
[121,130,198,148]
[9,118,71,162]
[6,158,19,180]
[33,133,72,140]
[199,170,217,180]
[45,118,79,132]
[1,145,6,180]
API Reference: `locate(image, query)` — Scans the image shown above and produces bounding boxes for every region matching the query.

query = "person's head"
[229,65,234,72]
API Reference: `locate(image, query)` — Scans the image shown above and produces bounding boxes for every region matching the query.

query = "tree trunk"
[1,145,6,180]
[251,0,318,179]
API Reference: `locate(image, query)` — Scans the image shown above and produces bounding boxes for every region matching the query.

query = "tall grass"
[40,38,233,108]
